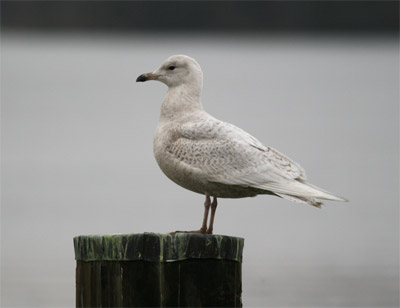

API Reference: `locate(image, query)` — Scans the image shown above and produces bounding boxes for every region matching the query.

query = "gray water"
[1,32,399,307]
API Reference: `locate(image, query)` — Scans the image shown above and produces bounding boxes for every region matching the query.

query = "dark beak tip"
[136,74,148,82]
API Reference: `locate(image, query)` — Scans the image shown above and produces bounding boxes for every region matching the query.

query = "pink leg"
[206,197,218,234]
[200,195,211,233]
[170,194,211,235]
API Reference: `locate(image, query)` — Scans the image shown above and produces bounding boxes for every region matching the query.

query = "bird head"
[136,55,203,89]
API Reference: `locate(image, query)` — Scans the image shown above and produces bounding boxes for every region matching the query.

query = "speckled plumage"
[139,55,347,209]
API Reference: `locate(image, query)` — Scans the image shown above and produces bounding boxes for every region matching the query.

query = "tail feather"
[298,180,348,202]
[276,193,323,208]
[255,180,348,203]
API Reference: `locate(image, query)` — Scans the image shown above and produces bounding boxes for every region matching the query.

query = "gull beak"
[136,72,159,82]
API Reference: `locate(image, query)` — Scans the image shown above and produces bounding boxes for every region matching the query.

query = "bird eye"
[168,65,176,71]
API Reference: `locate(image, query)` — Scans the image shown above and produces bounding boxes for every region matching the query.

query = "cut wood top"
[74,233,244,262]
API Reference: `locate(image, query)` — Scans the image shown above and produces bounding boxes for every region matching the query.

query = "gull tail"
[300,181,348,202]
[275,193,323,208]
[255,180,348,207]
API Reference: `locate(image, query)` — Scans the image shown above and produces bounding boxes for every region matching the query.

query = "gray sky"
[1,32,399,307]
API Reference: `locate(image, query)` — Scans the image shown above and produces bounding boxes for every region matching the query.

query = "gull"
[136,55,347,234]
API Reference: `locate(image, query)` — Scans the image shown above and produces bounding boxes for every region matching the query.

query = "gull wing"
[168,118,346,203]
[170,119,304,183]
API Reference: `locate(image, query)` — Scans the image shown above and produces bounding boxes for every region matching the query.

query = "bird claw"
[169,229,208,235]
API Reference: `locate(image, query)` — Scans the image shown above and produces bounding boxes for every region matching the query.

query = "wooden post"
[74,233,244,307]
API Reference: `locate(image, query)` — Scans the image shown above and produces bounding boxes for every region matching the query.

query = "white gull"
[137,55,347,234]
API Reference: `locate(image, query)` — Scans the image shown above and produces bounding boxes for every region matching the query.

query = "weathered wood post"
[74,233,244,307]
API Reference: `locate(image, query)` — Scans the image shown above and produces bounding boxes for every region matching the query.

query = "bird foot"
[169,229,208,235]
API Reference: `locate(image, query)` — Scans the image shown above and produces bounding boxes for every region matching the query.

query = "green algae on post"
[73,233,244,262]
[75,233,244,306]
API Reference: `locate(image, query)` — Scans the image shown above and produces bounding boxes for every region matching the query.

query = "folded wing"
[168,118,347,206]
